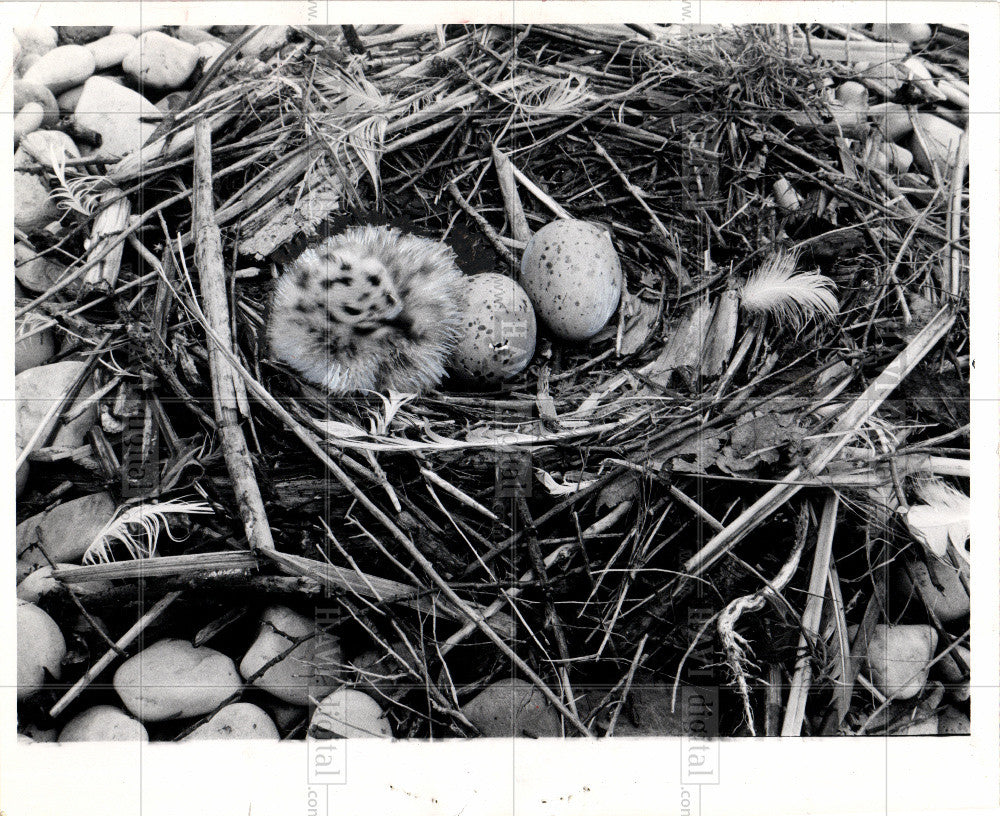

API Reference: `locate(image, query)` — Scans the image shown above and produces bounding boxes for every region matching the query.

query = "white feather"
[739,249,838,332]
[905,479,970,559]
[82,500,214,564]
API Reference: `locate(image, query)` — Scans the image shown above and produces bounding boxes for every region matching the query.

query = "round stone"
[14,172,60,234]
[309,688,392,739]
[239,605,343,705]
[73,76,159,158]
[14,309,56,374]
[15,360,97,453]
[122,31,199,89]
[22,44,97,93]
[183,703,280,740]
[59,705,149,741]
[58,26,113,45]
[15,26,59,57]
[16,492,116,581]
[86,32,137,70]
[114,639,242,721]
[13,81,60,127]
[17,600,66,699]
[462,678,561,737]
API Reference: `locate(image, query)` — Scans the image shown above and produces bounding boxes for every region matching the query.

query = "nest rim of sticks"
[17,22,970,739]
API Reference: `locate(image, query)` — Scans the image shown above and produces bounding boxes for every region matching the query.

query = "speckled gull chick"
[268,225,463,394]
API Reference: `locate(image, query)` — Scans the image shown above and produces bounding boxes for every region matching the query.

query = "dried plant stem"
[788,36,911,63]
[49,590,182,718]
[604,633,648,736]
[946,131,968,298]
[446,180,517,268]
[591,138,668,238]
[420,467,499,523]
[491,145,532,243]
[81,189,131,295]
[781,494,840,736]
[193,120,274,552]
[506,156,572,220]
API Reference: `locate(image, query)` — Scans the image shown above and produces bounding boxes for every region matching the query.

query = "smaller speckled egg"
[520,219,622,341]
[451,273,536,383]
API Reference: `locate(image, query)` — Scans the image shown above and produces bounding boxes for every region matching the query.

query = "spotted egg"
[519,219,622,341]
[451,273,536,383]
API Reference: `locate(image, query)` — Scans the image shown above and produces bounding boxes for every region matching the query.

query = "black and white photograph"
[4,4,998,815]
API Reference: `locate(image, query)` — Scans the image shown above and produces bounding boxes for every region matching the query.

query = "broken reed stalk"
[259,548,515,636]
[49,590,183,718]
[192,120,274,552]
[675,304,956,588]
[780,493,840,736]
[80,189,131,295]
[491,144,533,243]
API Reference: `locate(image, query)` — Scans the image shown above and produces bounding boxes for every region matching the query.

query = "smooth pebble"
[17,600,66,699]
[909,114,966,175]
[17,564,69,603]
[110,25,161,36]
[86,32,137,70]
[183,703,280,740]
[59,705,149,741]
[14,242,70,293]
[240,605,343,706]
[239,26,289,57]
[122,31,199,89]
[13,103,45,143]
[58,26,113,45]
[310,688,392,739]
[13,80,60,127]
[174,26,220,45]
[73,76,159,158]
[15,360,98,453]
[14,172,60,234]
[14,310,56,375]
[196,39,229,69]
[463,678,561,737]
[865,624,937,700]
[16,491,116,580]
[15,26,59,57]
[15,129,81,169]
[114,639,242,721]
[22,45,97,93]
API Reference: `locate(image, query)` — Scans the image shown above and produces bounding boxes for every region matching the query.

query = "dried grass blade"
[824,561,853,726]
[781,493,839,735]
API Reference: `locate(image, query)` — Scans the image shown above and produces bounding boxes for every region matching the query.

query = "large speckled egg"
[451,273,536,383]
[519,219,622,341]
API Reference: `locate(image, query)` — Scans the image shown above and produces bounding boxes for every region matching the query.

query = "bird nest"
[18,23,970,739]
